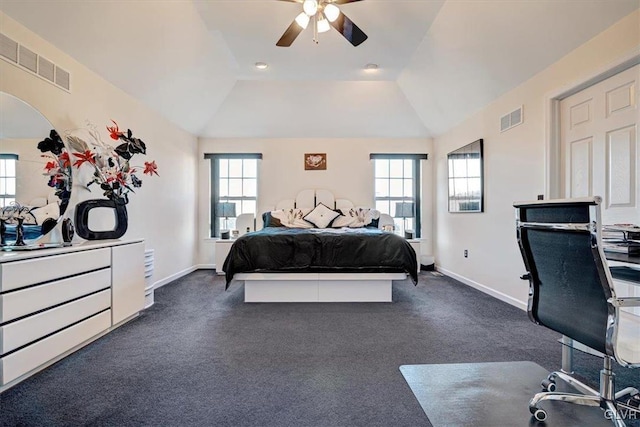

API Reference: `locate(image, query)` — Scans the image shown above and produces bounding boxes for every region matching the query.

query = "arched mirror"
[0,92,72,248]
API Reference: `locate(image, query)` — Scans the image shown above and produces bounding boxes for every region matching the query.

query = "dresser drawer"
[0,289,111,356]
[0,247,111,292]
[0,310,111,386]
[0,269,111,324]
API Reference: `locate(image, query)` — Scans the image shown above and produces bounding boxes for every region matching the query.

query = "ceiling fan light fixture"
[295,12,310,29]
[324,4,340,22]
[317,16,331,33]
[303,0,318,16]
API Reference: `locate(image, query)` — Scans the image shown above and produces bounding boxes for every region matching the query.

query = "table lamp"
[394,202,414,238]
[216,202,236,239]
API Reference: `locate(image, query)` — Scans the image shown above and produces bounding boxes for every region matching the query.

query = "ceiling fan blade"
[331,0,364,4]
[276,20,305,47]
[329,12,368,46]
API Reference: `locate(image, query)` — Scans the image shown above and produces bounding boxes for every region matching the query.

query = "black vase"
[62,218,75,243]
[0,220,5,246]
[75,198,128,240]
[14,218,26,246]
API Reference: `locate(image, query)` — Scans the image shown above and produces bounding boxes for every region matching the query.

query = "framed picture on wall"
[447,138,484,213]
[305,153,327,170]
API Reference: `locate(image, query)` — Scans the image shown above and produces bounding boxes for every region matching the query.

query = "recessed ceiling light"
[255,62,268,70]
[365,63,379,71]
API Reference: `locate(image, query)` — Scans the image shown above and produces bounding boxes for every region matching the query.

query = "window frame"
[204,153,262,238]
[370,153,427,238]
[0,154,18,208]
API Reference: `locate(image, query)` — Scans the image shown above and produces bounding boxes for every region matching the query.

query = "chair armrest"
[609,297,640,307]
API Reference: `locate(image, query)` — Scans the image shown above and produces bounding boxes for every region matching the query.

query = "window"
[371,154,427,237]
[205,153,262,237]
[0,154,18,208]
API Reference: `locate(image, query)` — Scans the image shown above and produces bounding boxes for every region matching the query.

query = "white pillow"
[303,203,340,228]
[30,202,60,225]
[333,207,380,228]
[270,208,313,228]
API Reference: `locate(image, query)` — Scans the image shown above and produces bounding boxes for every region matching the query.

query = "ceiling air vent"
[0,33,18,63]
[0,32,70,92]
[500,106,524,132]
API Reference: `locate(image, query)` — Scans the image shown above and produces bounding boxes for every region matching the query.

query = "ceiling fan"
[276,0,368,47]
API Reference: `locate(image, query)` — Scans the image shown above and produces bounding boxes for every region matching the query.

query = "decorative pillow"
[333,208,380,228]
[303,203,340,228]
[270,208,313,228]
[261,211,282,228]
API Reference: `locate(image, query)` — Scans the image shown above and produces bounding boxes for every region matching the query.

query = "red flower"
[72,150,96,167]
[58,152,71,168]
[106,120,124,140]
[44,161,57,172]
[143,160,159,176]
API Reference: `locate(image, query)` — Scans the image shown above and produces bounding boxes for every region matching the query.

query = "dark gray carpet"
[0,270,637,426]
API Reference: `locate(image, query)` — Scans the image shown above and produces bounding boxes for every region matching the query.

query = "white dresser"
[0,239,145,391]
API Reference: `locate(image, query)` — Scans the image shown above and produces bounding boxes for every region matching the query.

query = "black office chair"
[514,197,640,426]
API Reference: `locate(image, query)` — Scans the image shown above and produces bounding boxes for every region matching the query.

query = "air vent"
[39,57,55,82]
[0,33,18,63]
[0,32,70,92]
[55,66,70,90]
[18,45,37,72]
[500,106,524,132]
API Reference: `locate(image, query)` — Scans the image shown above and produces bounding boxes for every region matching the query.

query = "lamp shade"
[317,17,330,33]
[394,202,414,218]
[295,12,310,29]
[216,202,237,218]
[324,4,340,22]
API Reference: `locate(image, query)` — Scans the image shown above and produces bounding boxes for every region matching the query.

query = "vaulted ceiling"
[1,0,638,138]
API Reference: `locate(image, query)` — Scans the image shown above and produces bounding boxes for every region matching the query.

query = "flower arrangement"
[66,121,158,203]
[37,129,72,204]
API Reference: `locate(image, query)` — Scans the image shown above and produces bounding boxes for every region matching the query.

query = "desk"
[560,253,640,373]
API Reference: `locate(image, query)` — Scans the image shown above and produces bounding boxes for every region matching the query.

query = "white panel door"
[561,65,639,224]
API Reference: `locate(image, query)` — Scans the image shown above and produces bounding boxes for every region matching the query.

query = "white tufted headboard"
[274,189,354,210]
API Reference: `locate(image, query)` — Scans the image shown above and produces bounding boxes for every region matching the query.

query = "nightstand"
[215,239,235,275]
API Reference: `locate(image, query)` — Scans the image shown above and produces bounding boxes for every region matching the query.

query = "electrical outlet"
[464,249,468,258]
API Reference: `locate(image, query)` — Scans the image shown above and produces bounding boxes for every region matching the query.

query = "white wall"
[433,10,640,308]
[0,12,199,287]
[197,138,433,268]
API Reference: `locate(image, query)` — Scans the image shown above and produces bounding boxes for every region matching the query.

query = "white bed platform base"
[236,272,407,303]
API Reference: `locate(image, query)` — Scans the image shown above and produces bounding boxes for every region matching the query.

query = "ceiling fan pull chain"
[313,13,319,44]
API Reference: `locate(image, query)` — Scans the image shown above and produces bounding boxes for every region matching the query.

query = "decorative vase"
[62,218,75,243]
[0,220,5,246]
[14,218,26,246]
[74,198,128,240]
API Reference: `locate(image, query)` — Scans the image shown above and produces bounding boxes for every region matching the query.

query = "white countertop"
[0,239,144,263]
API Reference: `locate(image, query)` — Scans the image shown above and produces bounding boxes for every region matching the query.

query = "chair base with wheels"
[529,357,640,426]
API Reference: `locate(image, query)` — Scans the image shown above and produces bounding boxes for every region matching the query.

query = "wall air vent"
[0,32,70,92]
[0,33,18,63]
[500,106,524,132]
[39,56,55,82]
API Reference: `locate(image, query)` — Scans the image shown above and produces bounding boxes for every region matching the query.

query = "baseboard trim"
[196,264,215,270]
[436,267,527,311]
[153,266,199,289]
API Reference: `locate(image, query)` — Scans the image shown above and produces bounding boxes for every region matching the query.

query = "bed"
[223,189,418,302]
